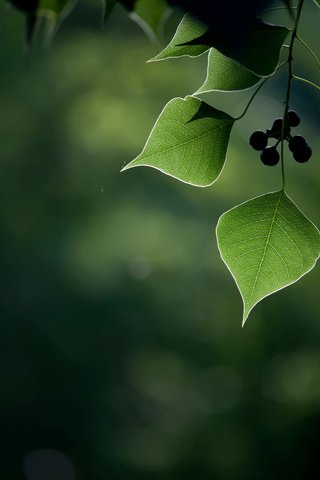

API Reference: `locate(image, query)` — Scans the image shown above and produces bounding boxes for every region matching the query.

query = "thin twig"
[293,75,320,91]
[235,61,288,121]
[296,35,320,71]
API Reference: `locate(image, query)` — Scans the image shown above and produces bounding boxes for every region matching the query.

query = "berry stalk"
[280,0,305,189]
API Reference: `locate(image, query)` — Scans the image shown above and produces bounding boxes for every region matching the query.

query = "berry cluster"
[249,110,312,166]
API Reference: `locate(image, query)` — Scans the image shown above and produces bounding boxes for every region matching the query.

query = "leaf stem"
[235,78,269,121]
[293,75,320,91]
[280,0,305,190]
[262,6,298,14]
[296,35,320,71]
[235,61,287,121]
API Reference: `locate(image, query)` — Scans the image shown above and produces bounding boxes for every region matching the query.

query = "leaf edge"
[216,189,320,327]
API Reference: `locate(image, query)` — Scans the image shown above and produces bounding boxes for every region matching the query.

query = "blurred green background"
[1,1,320,479]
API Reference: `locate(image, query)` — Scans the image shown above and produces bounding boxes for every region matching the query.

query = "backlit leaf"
[216,190,320,325]
[149,13,209,61]
[122,96,234,187]
[195,48,262,94]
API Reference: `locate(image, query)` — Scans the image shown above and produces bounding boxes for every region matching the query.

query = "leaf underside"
[196,48,262,94]
[216,190,320,325]
[122,96,234,187]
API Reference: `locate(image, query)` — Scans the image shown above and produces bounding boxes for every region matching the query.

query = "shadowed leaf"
[181,19,289,76]
[149,13,209,61]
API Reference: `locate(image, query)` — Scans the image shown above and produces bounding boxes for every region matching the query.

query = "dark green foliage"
[7,0,318,321]
[1,3,320,480]
[168,0,271,49]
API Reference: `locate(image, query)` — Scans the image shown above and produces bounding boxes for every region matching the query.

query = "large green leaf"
[195,48,262,94]
[180,19,289,76]
[149,13,209,61]
[216,190,320,325]
[122,96,234,187]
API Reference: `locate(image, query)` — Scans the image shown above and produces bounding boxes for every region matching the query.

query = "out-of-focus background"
[1,1,320,479]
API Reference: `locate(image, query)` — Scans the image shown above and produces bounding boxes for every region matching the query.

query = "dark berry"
[287,110,300,127]
[288,134,307,153]
[268,118,290,139]
[293,144,312,163]
[260,146,280,166]
[249,130,268,150]
[271,118,283,133]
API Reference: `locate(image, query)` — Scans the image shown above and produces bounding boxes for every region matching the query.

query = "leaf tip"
[241,315,248,328]
[146,56,157,63]
[120,163,131,172]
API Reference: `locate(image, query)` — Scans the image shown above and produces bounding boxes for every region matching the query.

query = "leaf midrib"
[135,119,232,164]
[247,190,283,310]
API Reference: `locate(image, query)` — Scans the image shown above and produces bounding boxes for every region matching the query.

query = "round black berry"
[287,110,300,127]
[293,144,312,163]
[271,118,283,133]
[260,146,280,166]
[268,118,290,139]
[289,135,307,153]
[249,130,268,150]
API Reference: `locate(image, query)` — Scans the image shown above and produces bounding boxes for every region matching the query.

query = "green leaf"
[122,96,234,187]
[242,20,289,75]
[180,19,289,76]
[195,48,262,94]
[216,190,320,325]
[314,0,320,7]
[149,13,209,61]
